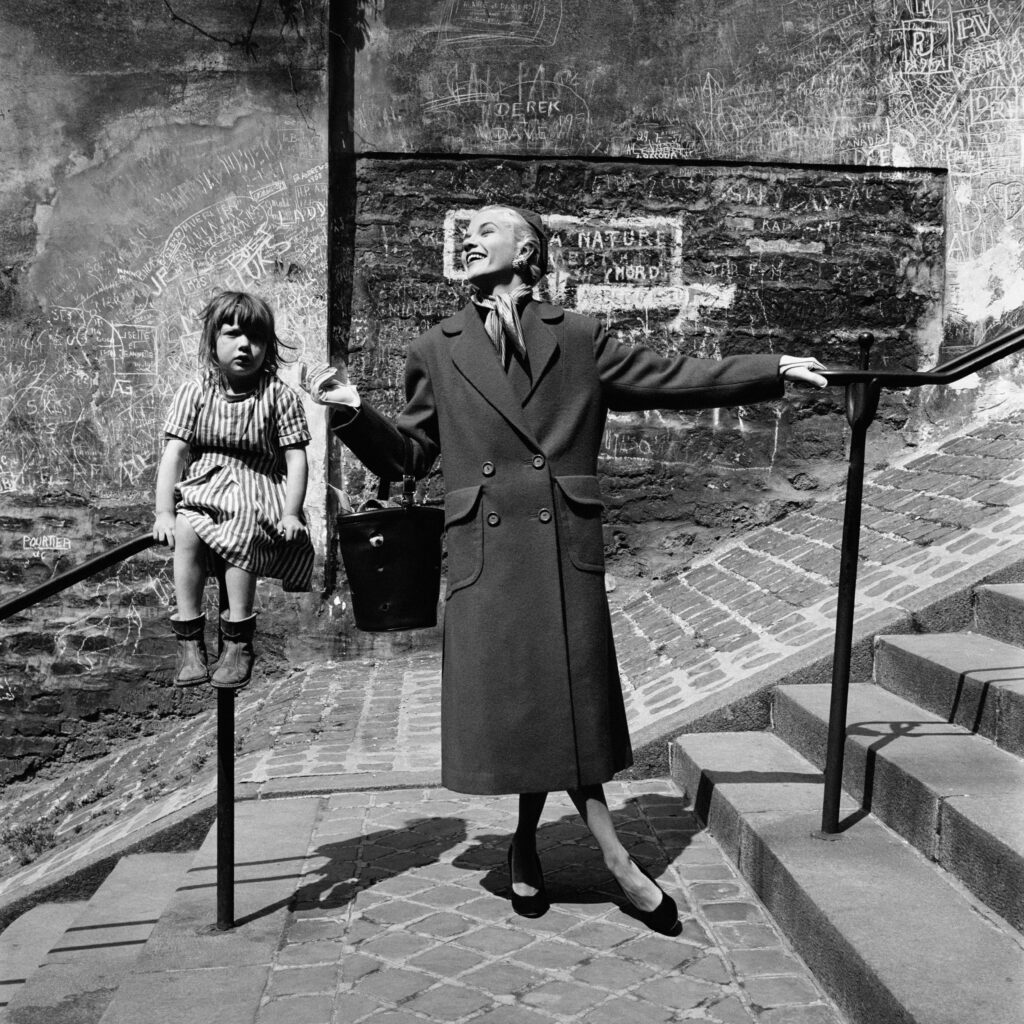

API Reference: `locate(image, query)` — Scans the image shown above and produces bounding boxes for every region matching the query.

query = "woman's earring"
[512,252,530,273]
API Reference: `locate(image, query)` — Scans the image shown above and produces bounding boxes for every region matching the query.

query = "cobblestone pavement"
[256,784,843,1024]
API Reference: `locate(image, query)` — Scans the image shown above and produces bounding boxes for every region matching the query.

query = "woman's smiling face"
[461,207,522,289]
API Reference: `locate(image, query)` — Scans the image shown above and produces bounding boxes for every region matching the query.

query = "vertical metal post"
[819,334,880,836]
[325,0,358,590]
[214,573,234,929]
[216,688,235,928]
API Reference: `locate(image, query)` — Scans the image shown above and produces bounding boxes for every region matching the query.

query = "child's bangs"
[224,294,274,341]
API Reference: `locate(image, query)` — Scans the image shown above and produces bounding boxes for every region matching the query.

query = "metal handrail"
[815,322,1024,836]
[0,535,158,622]
[0,532,237,929]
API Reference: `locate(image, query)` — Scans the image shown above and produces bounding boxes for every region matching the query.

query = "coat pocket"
[554,475,606,573]
[444,484,484,595]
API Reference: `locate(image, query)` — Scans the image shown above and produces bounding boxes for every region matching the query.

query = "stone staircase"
[672,582,1024,1024]
[0,799,320,1024]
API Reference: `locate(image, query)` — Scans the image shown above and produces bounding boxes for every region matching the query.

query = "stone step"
[873,631,1024,757]
[3,852,192,1024]
[96,796,320,1024]
[975,583,1024,647]
[0,901,87,1021]
[670,730,1024,1024]
[773,682,1024,932]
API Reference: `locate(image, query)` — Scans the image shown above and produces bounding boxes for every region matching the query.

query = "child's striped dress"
[164,375,315,592]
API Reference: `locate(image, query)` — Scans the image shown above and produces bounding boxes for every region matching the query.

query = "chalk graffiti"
[2,128,328,498]
[438,0,564,47]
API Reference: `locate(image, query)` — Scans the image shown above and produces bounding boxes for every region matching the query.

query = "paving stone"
[468,1005,554,1024]
[266,964,337,995]
[741,973,823,1007]
[408,911,477,939]
[755,1004,845,1023]
[571,954,660,992]
[256,992,333,1023]
[702,901,767,924]
[403,981,494,1018]
[640,974,722,1011]
[351,965,434,1002]
[356,930,435,961]
[521,979,609,1014]
[458,925,537,956]
[708,994,759,1023]
[406,944,487,977]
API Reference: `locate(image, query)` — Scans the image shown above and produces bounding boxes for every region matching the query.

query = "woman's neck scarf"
[473,284,532,368]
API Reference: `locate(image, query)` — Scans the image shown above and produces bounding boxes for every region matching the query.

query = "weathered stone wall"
[347,157,944,569]
[0,1,336,784]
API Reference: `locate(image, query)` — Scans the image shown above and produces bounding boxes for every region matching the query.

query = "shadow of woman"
[231,814,469,927]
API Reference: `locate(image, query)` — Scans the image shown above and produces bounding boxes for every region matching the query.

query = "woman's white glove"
[301,363,361,408]
[779,355,829,388]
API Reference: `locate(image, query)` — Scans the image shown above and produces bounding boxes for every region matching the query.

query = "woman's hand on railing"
[153,511,176,549]
[780,355,829,388]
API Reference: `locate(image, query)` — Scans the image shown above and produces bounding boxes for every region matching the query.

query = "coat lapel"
[446,304,538,445]
[519,301,562,405]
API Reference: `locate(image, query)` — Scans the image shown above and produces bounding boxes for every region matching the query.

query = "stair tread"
[778,682,1024,795]
[878,628,1024,668]
[3,852,193,1024]
[672,731,1024,1024]
[0,902,87,1017]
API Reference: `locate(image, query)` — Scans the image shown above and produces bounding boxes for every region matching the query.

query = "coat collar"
[444,301,562,427]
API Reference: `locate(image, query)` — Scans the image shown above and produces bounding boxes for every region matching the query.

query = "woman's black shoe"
[507,843,549,918]
[618,857,680,936]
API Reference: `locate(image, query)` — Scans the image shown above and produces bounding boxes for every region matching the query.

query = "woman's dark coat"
[335,300,783,794]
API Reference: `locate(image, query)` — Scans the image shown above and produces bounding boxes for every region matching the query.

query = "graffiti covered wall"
[349,158,944,537]
[358,0,1024,358]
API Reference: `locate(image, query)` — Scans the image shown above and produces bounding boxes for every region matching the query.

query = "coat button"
[538,508,552,524]
[532,454,545,469]
[487,512,501,527]
[482,461,495,476]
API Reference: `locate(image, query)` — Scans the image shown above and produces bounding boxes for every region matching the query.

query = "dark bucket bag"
[335,440,445,632]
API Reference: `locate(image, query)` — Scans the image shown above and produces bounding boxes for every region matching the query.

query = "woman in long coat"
[309,205,826,931]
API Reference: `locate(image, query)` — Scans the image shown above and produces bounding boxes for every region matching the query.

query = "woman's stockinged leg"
[510,792,547,896]
[567,784,664,913]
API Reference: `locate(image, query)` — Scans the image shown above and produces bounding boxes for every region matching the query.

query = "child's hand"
[302,363,361,408]
[277,514,308,542]
[153,511,176,548]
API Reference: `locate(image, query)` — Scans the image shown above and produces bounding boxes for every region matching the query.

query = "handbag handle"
[375,433,416,508]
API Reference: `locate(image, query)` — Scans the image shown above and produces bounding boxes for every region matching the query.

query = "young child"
[153,291,314,689]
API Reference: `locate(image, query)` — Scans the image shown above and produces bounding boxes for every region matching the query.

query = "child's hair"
[197,291,291,382]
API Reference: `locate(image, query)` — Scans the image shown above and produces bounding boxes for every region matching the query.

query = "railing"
[816,322,1024,835]
[0,536,238,930]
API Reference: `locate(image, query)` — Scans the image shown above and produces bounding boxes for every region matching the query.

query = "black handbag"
[335,438,445,632]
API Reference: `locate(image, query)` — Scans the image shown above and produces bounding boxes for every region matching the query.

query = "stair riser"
[873,642,1024,757]
[773,687,1024,933]
[975,586,1024,647]
[939,800,1024,933]
[773,692,941,858]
